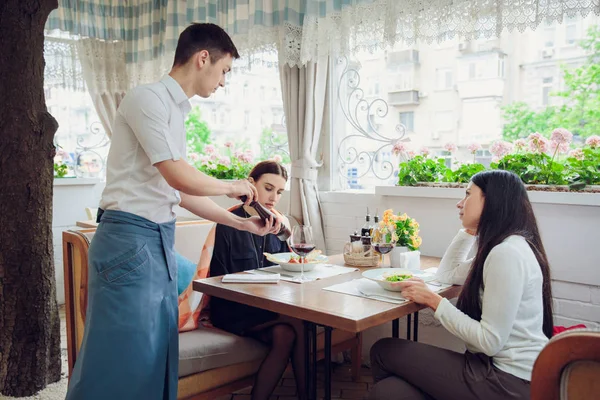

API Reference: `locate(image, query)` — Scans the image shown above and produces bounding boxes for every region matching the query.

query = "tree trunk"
[0,0,61,396]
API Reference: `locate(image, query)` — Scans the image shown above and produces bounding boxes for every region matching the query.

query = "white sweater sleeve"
[435,230,477,285]
[434,242,527,356]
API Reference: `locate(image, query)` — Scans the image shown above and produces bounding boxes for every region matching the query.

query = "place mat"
[322,278,451,304]
[222,273,280,284]
[248,263,358,284]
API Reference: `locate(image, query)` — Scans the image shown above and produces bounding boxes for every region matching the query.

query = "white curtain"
[76,38,129,138]
[280,57,329,251]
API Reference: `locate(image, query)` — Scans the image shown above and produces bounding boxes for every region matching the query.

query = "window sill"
[374,185,600,207]
[54,178,104,187]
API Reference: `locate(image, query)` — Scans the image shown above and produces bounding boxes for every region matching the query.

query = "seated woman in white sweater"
[368,170,554,400]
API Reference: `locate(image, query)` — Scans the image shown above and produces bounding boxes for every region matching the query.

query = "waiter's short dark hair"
[173,23,240,67]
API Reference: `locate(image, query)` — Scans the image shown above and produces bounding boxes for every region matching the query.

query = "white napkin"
[356,279,406,301]
[221,273,280,283]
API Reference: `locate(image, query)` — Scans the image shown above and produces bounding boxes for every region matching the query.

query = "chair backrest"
[84,207,98,221]
[531,329,600,400]
[62,220,214,377]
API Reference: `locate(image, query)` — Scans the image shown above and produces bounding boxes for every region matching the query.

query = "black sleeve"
[209,224,231,277]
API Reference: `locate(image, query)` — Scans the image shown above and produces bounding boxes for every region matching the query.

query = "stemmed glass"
[289,225,315,282]
[371,224,397,268]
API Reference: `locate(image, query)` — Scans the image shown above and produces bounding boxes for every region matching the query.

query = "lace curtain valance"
[45,0,600,89]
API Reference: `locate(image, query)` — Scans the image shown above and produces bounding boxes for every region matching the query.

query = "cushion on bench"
[178,326,268,377]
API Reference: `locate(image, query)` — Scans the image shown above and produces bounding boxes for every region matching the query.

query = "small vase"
[389,246,421,271]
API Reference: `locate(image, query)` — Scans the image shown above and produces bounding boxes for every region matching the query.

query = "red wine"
[290,244,316,257]
[373,243,394,255]
[240,195,291,241]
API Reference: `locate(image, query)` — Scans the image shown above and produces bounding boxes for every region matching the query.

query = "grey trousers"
[369,338,531,400]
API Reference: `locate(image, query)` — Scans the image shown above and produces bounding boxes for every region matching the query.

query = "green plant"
[565,147,600,186]
[490,153,569,185]
[443,163,486,183]
[397,156,449,186]
[185,106,212,155]
[53,162,68,178]
[192,144,254,180]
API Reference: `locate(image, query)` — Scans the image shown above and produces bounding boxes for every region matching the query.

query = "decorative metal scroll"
[335,56,409,187]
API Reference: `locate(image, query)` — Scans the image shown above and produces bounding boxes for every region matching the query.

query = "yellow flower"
[399,213,407,221]
[382,209,393,224]
[409,220,419,229]
[411,236,422,248]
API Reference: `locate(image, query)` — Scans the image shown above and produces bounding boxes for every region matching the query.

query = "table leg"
[324,326,332,400]
[311,323,317,400]
[406,314,412,340]
[303,321,313,399]
[392,318,399,338]
[413,312,419,342]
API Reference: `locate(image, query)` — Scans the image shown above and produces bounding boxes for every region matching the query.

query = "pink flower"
[392,141,407,156]
[551,128,573,146]
[489,140,514,159]
[528,133,549,154]
[467,143,482,154]
[234,150,243,158]
[218,156,231,166]
[204,144,216,154]
[224,141,234,148]
[568,148,585,160]
[585,135,600,149]
[239,150,254,164]
[444,142,457,153]
[514,139,527,151]
[406,150,416,159]
[272,154,283,163]
[419,146,431,157]
[210,153,219,161]
[189,153,200,162]
[550,141,570,153]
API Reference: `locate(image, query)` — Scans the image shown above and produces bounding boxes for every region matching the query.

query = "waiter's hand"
[241,215,280,236]
[227,179,258,205]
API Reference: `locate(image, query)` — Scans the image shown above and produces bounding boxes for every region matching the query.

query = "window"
[436,68,454,90]
[469,62,477,79]
[330,18,584,190]
[188,52,288,165]
[45,36,107,179]
[565,16,578,45]
[543,26,555,48]
[399,112,415,132]
[542,76,553,106]
[498,57,505,78]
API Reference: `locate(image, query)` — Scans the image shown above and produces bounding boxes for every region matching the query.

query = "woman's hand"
[399,279,443,311]
[240,215,282,236]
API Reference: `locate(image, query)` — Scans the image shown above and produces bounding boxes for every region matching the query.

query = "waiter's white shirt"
[100,75,191,223]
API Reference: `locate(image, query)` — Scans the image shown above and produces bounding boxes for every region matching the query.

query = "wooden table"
[193,254,461,400]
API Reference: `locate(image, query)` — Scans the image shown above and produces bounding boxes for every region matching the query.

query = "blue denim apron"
[66,209,178,400]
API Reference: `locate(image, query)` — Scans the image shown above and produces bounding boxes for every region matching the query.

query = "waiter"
[66,23,280,400]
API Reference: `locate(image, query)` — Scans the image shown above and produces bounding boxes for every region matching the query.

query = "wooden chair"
[531,329,600,400]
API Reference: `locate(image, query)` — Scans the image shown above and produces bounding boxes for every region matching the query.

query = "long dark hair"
[456,170,554,339]
[249,160,288,182]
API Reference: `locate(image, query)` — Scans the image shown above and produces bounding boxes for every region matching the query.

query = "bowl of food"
[362,268,433,292]
[263,251,328,272]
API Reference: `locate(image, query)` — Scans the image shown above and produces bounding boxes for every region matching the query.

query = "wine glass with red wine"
[289,225,315,282]
[371,224,397,267]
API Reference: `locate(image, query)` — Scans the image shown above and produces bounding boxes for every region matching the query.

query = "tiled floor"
[59,305,374,400]
[216,363,374,400]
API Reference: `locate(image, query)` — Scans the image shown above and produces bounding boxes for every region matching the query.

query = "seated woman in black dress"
[209,160,306,400]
